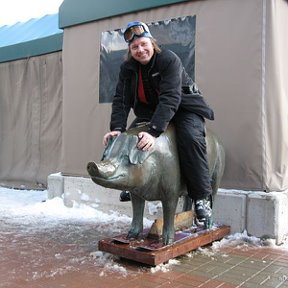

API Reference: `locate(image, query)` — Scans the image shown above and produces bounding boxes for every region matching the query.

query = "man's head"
[128,37,154,65]
[123,21,152,44]
[124,21,161,64]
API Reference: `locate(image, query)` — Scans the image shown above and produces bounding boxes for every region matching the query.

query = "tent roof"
[0,14,63,63]
[0,14,62,47]
[59,0,189,29]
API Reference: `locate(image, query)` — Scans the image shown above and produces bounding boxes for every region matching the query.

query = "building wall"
[59,0,288,192]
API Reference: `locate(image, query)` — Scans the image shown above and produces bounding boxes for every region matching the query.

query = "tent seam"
[261,0,267,191]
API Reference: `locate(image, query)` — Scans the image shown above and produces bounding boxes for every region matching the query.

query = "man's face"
[129,37,154,65]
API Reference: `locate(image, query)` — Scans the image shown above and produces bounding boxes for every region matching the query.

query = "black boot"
[194,199,212,221]
[119,191,131,202]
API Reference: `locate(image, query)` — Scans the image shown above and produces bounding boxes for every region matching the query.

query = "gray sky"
[0,0,63,26]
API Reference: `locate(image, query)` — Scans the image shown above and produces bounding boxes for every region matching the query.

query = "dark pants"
[131,110,212,201]
[173,109,212,200]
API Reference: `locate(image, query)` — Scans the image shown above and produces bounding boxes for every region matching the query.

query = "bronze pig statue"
[87,124,225,245]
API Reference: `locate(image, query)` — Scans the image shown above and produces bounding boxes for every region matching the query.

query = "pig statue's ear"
[128,136,150,164]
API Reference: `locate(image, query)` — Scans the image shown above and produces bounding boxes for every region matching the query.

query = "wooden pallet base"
[98,225,230,266]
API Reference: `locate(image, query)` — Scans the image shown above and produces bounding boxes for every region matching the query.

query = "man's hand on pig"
[103,131,121,146]
[137,132,155,151]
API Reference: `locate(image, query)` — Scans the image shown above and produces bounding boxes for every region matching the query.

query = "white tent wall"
[195,0,265,190]
[0,52,63,188]
[264,0,288,191]
[59,0,288,191]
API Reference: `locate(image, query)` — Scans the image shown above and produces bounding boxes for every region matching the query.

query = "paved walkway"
[1,219,288,288]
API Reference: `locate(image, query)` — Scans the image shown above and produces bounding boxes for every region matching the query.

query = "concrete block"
[213,189,248,234]
[62,176,118,208]
[59,176,163,219]
[47,173,64,199]
[247,191,288,244]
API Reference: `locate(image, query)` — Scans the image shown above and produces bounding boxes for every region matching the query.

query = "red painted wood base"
[98,225,230,266]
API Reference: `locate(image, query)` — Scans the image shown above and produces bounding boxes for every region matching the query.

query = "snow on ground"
[0,186,287,277]
[0,187,127,222]
[0,186,153,232]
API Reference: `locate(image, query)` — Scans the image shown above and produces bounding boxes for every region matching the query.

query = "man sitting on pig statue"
[91,21,215,224]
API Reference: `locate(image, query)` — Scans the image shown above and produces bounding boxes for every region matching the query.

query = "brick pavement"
[1,225,288,288]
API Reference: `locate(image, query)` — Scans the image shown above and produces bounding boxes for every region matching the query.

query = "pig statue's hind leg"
[162,197,179,245]
[182,195,192,211]
[127,193,145,239]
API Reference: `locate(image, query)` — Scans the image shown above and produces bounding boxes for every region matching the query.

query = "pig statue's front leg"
[127,192,145,239]
[162,196,179,245]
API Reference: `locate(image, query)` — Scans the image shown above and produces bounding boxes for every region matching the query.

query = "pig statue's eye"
[129,148,149,164]
[120,154,130,165]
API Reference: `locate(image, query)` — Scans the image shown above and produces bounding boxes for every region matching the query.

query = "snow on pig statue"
[87,124,225,245]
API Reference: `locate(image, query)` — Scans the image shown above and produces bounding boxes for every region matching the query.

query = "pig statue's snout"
[87,162,100,178]
[87,161,117,179]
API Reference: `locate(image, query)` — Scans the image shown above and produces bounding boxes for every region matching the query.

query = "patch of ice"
[104,263,128,277]
[90,251,128,277]
[150,259,180,273]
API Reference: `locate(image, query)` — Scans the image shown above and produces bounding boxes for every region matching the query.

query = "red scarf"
[138,68,148,104]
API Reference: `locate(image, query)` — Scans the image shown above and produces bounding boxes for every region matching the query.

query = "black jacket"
[110,49,214,137]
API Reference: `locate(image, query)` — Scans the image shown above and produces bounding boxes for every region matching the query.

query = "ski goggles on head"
[123,23,152,43]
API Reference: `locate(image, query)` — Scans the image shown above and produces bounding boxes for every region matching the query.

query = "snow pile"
[0,187,153,228]
[211,230,283,251]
